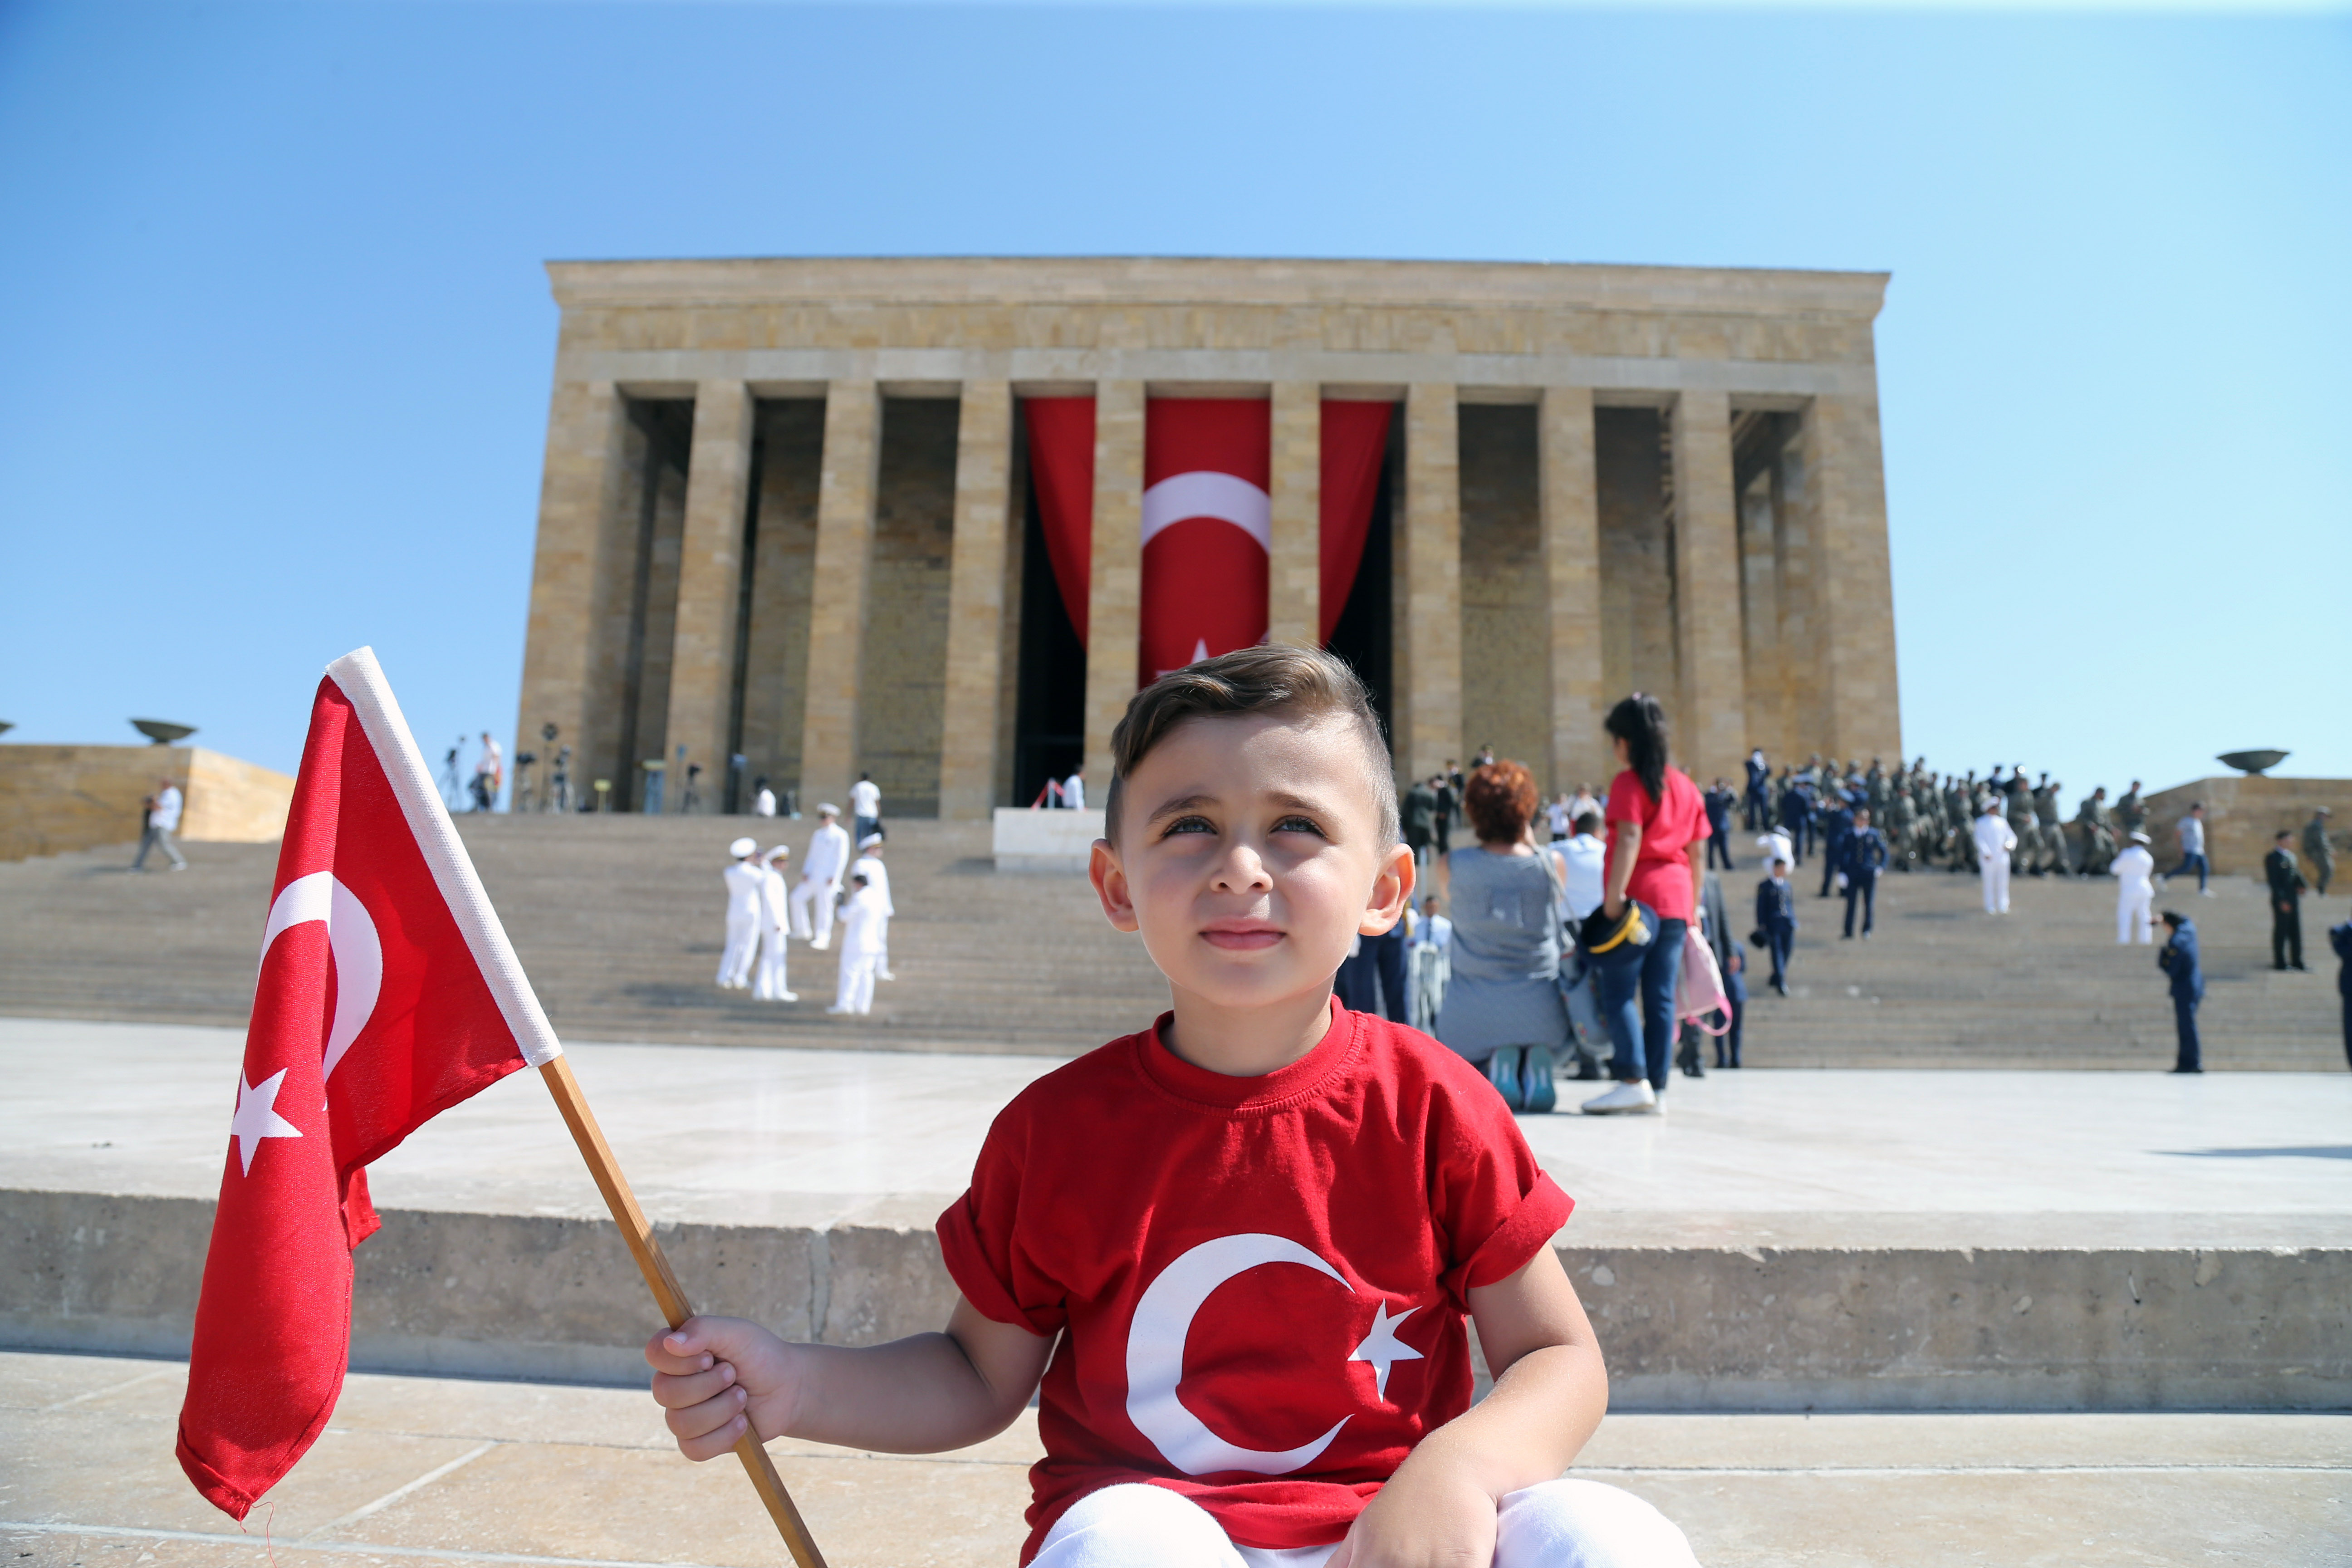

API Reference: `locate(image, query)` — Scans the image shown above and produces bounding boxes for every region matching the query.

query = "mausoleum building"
[516,256,1900,818]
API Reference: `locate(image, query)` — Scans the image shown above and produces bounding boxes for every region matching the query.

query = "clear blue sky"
[2,2,2345,811]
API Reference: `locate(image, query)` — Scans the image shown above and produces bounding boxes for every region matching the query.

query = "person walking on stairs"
[752,845,797,1002]
[790,804,852,948]
[853,834,895,980]
[2157,909,2205,1072]
[2265,830,2309,972]
[1974,798,2017,914]
[850,772,882,845]
[1841,807,1887,938]
[1755,858,1798,996]
[2162,803,2211,896]
[718,838,764,989]
[2113,830,2157,944]
[131,776,188,872]
[827,873,886,1015]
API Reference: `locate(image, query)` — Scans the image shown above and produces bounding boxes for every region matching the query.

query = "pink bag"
[1676,926,1733,1036]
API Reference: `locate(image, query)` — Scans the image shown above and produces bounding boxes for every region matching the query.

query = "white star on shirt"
[230,1068,303,1176]
[1349,1300,1425,1401]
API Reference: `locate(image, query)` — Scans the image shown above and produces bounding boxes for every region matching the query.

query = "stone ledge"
[8,1188,2342,1411]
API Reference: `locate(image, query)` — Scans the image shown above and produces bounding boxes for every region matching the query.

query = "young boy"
[647,647,1695,1567]
[1755,858,1797,997]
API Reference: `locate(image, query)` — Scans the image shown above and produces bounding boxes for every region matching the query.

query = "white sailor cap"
[2130,830,2151,844]
[858,833,884,849]
[816,803,841,816]
[730,837,758,858]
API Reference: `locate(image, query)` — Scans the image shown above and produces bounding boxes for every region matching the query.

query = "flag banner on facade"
[1023,397,1389,667]
[176,647,564,1521]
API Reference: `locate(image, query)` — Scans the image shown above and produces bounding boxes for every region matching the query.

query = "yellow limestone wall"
[0,745,295,862]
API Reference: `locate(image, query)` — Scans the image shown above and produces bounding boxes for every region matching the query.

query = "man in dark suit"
[1842,808,1888,939]
[1431,771,1458,858]
[2157,910,2205,1073]
[1756,858,1798,997]
[1744,749,1771,832]
[2265,830,2309,971]
[1703,779,1737,871]
[1818,791,1857,899]
[1779,777,1812,866]
[1402,776,1438,869]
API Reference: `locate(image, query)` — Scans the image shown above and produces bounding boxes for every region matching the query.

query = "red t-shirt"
[936,1004,1573,1562]
[1603,766,1708,921]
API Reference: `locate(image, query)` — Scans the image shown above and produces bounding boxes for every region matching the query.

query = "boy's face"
[1091,710,1412,1015]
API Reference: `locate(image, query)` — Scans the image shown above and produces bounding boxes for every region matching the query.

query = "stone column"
[798,382,882,812]
[516,378,630,776]
[1738,467,1787,760]
[1540,387,1604,796]
[1403,383,1463,783]
[1807,392,1902,763]
[662,381,756,807]
[936,380,1014,820]
[1265,382,1320,648]
[1670,391,1747,788]
[1081,380,1146,788]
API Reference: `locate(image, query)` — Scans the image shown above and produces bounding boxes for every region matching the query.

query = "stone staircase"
[0,817,2341,1068]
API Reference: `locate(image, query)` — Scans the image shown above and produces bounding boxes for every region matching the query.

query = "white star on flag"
[229,1068,303,1176]
[1349,1300,1424,1401]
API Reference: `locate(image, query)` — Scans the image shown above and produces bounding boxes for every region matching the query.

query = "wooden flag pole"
[538,1056,829,1568]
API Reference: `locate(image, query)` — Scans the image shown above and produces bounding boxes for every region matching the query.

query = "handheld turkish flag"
[176,647,562,1520]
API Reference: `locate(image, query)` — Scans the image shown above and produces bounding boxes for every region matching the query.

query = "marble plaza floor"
[3,1351,2345,1568]
[6,1016,2347,1250]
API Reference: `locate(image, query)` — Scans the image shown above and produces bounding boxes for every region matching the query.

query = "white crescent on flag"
[1140,470,1271,554]
[259,872,382,1083]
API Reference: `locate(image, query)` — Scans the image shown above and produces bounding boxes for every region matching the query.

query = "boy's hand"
[644,1316,797,1461]
[1327,1461,1496,1568]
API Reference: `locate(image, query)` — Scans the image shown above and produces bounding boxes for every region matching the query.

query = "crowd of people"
[712,790,897,1017]
[1342,732,2352,1102]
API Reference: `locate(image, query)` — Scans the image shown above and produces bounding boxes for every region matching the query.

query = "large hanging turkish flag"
[1142,399,1270,679]
[176,647,563,1521]
[1024,397,1390,681]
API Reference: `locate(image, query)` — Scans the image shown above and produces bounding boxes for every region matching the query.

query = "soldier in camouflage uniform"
[2004,771,2040,874]
[2305,808,2336,897]
[2033,774,2074,877]
[2074,787,2118,876]
[2116,781,2148,843]
[1889,778,1920,870]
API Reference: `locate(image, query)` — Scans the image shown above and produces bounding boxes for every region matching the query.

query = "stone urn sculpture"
[2216,749,2289,777]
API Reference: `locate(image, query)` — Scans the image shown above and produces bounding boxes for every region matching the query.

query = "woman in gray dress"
[1434,760,1569,1112]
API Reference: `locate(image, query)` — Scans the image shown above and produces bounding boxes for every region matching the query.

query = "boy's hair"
[1462,760,1537,843]
[1772,858,1790,871]
[1105,645,1399,848]
[1572,810,1603,835]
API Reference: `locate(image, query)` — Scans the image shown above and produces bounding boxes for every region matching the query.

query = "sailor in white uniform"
[753,845,797,1001]
[1973,803,2019,915]
[1061,767,1085,810]
[2112,829,2157,945]
[790,804,853,948]
[718,837,764,988]
[827,873,886,1016]
[852,833,895,980]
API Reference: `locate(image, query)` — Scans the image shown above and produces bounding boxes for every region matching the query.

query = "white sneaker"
[825,1004,851,1014]
[2200,889,2215,897]
[775,990,799,1003]
[810,936,830,951]
[1581,1080,1659,1116]
[877,970,896,982]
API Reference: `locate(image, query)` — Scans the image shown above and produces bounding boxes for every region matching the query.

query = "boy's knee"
[1494,1478,1699,1568]
[1033,1484,1243,1568]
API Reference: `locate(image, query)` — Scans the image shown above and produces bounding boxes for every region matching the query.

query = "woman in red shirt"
[1581,693,1710,1116]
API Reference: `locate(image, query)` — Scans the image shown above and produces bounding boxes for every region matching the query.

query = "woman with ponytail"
[1580,693,1712,1115]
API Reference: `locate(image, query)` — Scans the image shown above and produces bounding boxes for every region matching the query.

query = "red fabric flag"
[1141,398,1271,681]
[176,647,563,1520]
[1023,397,1389,664]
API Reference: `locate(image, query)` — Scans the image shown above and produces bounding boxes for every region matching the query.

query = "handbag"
[1675,926,1733,1036]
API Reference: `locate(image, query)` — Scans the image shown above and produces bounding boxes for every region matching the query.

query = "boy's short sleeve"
[936,1109,1068,1338]
[1430,1074,1574,1305]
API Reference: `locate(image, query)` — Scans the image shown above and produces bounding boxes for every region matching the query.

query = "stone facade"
[0,745,294,862]
[516,257,1901,818]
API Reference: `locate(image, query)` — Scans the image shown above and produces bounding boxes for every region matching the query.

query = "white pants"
[1980,856,2010,914]
[718,911,758,986]
[789,878,838,946]
[753,925,791,998]
[2117,884,2154,944]
[833,954,877,1014]
[1032,1479,1698,1568]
